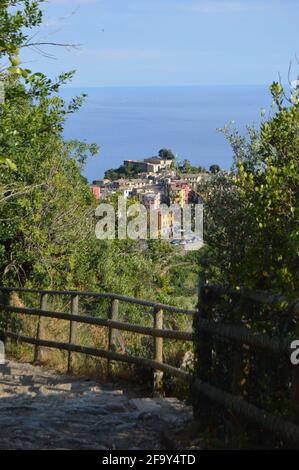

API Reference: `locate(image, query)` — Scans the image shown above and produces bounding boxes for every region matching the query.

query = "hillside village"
[91,151,210,210]
[90,151,212,248]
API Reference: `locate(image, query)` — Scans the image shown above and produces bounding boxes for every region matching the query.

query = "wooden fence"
[0,285,299,446]
[194,283,299,446]
[0,286,195,396]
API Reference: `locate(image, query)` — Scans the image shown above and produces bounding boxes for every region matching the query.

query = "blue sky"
[21,0,299,87]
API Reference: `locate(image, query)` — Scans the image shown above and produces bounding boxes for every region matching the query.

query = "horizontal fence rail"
[193,378,299,445]
[0,286,195,395]
[0,304,194,341]
[0,285,299,446]
[0,286,197,315]
[195,316,292,354]
[1,303,292,353]
[3,330,190,381]
[196,282,299,446]
[206,284,293,308]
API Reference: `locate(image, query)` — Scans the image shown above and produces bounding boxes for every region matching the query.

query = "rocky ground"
[0,360,195,450]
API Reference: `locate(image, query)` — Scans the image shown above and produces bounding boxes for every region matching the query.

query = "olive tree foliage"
[0,1,44,66]
[0,1,168,300]
[0,1,42,168]
[0,1,102,289]
[194,82,298,435]
[199,81,298,297]
[198,171,250,286]
[209,164,221,174]
[0,76,100,286]
[233,81,298,295]
[0,1,74,73]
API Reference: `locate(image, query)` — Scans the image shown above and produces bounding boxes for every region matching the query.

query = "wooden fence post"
[0,291,9,347]
[67,295,79,374]
[197,277,213,381]
[230,297,250,444]
[153,306,163,396]
[8,291,20,350]
[230,344,245,443]
[192,271,214,421]
[34,293,48,363]
[107,298,119,377]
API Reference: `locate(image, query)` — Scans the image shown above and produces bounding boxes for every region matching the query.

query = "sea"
[61,85,272,182]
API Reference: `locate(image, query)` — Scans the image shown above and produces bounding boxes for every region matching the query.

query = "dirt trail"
[0,360,193,450]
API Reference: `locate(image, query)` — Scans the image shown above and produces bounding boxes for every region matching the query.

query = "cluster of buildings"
[91,156,209,242]
[123,156,173,174]
[91,156,209,209]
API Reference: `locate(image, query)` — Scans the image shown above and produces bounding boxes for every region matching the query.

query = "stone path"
[0,360,193,450]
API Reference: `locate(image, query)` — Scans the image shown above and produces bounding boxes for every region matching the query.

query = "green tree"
[177,159,206,174]
[158,148,176,160]
[194,82,299,431]
[0,1,100,289]
[209,164,221,174]
[0,1,44,71]
[231,82,299,294]
[201,81,298,297]
[198,170,247,286]
[0,73,99,288]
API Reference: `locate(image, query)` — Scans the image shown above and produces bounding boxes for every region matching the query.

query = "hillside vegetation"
[0,3,298,406]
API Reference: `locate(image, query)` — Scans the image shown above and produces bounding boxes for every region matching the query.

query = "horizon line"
[62,83,275,90]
